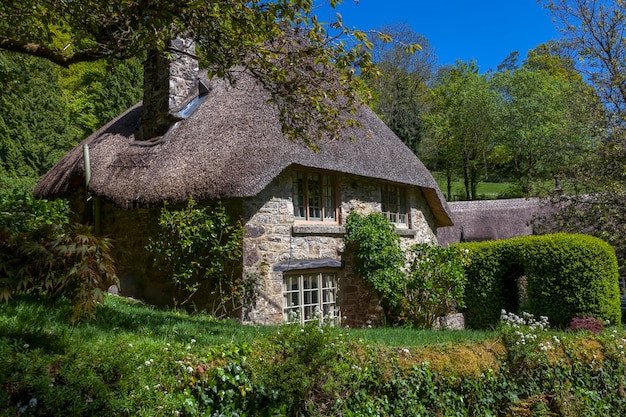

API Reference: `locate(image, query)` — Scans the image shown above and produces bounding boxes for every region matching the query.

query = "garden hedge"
[456,233,621,329]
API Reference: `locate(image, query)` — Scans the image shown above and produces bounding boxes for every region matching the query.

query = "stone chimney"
[137,37,199,141]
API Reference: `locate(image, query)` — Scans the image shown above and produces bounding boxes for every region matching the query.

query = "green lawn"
[435,179,517,200]
[0,294,493,349]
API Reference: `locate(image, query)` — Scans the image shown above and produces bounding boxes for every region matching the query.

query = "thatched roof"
[35,70,452,227]
[437,198,544,246]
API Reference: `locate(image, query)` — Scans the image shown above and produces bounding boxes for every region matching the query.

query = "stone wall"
[242,168,439,326]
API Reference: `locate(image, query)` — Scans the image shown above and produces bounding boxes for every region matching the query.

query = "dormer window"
[381,183,408,227]
[293,171,337,222]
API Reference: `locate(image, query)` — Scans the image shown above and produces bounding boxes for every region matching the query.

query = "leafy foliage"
[147,197,248,316]
[0,51,73,191]
[345,212,467,328]
[401,243,467,328]
[2,295,626,416]
[568,316,604,335]
[366,22,435,154]
[421,61,500,200]
[457,234,621,329]
[344,212,405,315]
[0,191,117,321]
[0,1,409,146]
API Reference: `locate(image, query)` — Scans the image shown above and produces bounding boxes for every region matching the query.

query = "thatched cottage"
[35,40,452,327]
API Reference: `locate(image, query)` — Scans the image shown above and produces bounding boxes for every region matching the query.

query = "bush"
[147,197,248,316]
[401,243,467,328]
[454,240,519,329]
[0,192,116,321]
[457,234,621,329]
[345,213,467,328]
[344,212,405,315]
[568,316,604,335]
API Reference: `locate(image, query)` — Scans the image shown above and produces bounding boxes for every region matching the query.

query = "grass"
[351,327,495,347]
[435,179,517,201]
[0,294,273,349]
[0,294,494,350]
[3,295,625,416]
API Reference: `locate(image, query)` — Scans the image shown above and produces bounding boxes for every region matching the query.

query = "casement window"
[381,183,408,227]
[293,171,337,222]
[283,271,338,324]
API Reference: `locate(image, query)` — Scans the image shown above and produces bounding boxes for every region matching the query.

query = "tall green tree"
[0,51,72,191]
[367,22,436,154]
[536,0,626,270]
[492,65,598,196]
[422,61,500,200]
[59,59,143,142]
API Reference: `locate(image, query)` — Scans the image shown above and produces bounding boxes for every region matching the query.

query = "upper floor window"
[381,184,408,227]
[293,171,337,222]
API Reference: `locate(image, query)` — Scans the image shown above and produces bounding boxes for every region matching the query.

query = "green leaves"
[0,191,117,322]
[345,212,467,328]
[345,212,404,314]
[403,243,467,328]
[147,197,246,315]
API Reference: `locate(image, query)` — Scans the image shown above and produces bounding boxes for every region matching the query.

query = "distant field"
[434,179,518,201]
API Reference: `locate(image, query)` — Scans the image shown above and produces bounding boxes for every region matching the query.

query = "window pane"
[307,173,321,220]
[293,172,305,219]
[323,175,335,221]
[382,184,408,227]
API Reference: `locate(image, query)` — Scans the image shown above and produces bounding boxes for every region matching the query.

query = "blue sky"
[314,0,560,72]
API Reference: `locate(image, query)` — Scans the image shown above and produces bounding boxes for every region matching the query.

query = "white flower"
[23,344,29,349]
[29,398,37,407]
[190,338,196,344]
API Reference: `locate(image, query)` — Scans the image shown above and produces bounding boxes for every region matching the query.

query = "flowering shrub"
[499,310,554,376]
[568,316,604,335]
[401,243,467,328]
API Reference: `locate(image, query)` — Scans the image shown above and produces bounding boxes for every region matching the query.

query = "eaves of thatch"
[34,70,452,227]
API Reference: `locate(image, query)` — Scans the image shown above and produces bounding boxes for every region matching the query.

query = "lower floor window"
[283,271,338,324]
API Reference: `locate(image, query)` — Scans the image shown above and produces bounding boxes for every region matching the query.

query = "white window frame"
[292,171,337,223]
[283,271,338,324]
[381,183,409,227]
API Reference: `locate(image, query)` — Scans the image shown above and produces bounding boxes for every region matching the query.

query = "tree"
[422,61,500,200]
[59,58,143,142]
[0,0,394,145]
[543,0,626,122]
[0,51,73,191]
[492,65,598,196]
[534,1,626,273]
[366,22,436,154]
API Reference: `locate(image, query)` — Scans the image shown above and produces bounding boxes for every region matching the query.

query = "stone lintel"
[273,258,343,272]
[395,228,417,237]
[292,225,346,235]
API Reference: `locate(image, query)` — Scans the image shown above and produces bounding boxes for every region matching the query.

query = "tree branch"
[0,36,111,67]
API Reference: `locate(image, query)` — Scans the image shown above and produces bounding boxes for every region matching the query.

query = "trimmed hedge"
[456,234,621,328]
